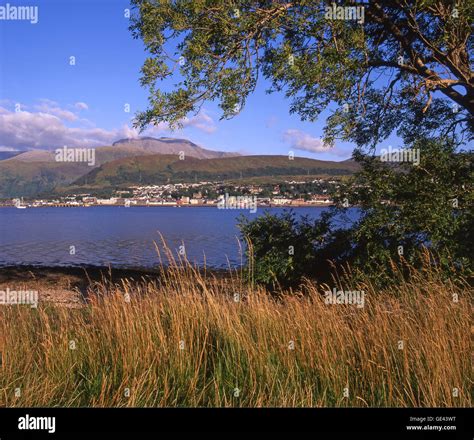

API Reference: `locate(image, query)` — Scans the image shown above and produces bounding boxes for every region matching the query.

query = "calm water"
[0,206,355,269]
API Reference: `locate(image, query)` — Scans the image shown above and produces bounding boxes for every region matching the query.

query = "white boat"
[15,198,27,209]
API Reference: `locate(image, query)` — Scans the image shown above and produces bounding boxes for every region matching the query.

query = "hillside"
[4,137,237,165]
[111,137,238,159]
[0,137,240,197]
[0,137,358,198]
[0,160,93,198]
[71,154,358,188]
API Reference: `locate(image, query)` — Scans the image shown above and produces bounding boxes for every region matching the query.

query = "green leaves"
[130,1,472,144]
[237,210,333,289]
[334,138,473,282]
[239,139,473,289]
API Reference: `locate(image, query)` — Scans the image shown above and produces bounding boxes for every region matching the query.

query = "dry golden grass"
[0,248,471,407]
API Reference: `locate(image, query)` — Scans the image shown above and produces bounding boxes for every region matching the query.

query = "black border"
[0,407,472,437]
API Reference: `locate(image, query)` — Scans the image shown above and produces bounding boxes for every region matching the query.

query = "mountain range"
[0,137,357,198]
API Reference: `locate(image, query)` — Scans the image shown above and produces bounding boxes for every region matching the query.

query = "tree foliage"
[333,137,473,283]
[237,210,329,288]
[130,1,474,287]
[130,0,473,147]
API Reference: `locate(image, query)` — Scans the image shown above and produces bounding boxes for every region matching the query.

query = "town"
[0,179,340,208]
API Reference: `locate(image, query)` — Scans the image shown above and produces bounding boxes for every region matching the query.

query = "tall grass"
[0,246,471,407]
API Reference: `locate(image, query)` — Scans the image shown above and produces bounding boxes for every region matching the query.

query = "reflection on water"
[0,206,355,269]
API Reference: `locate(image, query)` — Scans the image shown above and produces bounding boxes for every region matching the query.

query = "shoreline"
[0,264,231,281]
[0,203,334,209]
[0,264,231,307]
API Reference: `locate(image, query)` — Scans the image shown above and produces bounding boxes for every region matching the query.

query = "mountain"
[0,137,357,198]
[111,137,238,159]
[1,137,238,165]
[4,146,155,165]
[4,150,56,162]
[71,154,358,189]
[0,136,238,197]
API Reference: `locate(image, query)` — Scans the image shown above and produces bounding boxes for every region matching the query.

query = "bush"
[238,210,334,289]
[238,138,473,288]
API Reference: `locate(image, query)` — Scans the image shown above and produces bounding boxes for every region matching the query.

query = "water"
[0,206,355,269]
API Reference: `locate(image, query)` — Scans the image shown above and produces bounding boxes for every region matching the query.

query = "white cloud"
[283,129,349,157]
[283,129,331,153]
[182,109,216,133]
[35,99,78,122]
[0,99,217,150]
[0,108,140,149]
[74,102,89,111]
[138,109,217,136]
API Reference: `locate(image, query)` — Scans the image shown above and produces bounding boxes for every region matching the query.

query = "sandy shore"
[0,265,164,308]
[0,265,234,308]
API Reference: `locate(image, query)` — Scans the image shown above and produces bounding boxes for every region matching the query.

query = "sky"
[0,0,404,161]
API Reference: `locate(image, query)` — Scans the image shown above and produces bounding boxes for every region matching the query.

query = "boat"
[15,198,27,209]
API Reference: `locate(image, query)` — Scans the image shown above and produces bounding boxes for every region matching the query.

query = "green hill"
[0,161,93,198]
[0,136,240,198]
[72,154,358,188]
[0,151,358,198]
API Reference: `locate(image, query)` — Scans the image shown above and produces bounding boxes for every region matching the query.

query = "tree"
[332,137,473,283]
[130,1,473,286]
[130,0,473,147]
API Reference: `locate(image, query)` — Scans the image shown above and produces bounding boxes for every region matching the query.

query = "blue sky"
[0,0,404,160]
